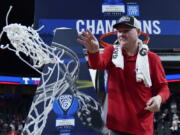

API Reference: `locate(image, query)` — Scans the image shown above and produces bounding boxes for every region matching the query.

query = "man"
[77,16,170,135]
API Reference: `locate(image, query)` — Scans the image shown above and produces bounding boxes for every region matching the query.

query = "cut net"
[0,6,108,135]
[1,23,61,69]
[0,23,81,135]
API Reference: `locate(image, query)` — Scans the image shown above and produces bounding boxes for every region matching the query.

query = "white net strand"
[5,5,13,26]
[52,42,80,82]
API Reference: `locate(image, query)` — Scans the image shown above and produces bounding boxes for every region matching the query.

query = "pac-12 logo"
[59,95,73,111]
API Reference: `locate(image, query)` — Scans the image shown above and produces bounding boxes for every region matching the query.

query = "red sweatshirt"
[88,45,170,135]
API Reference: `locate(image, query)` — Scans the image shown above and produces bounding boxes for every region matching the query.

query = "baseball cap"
[113,16,141,30]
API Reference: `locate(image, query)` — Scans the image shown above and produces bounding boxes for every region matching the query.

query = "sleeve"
[88,45,114,70]
[151,53,170,103]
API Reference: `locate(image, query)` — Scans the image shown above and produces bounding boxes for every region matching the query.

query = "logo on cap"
[119,16,131,22]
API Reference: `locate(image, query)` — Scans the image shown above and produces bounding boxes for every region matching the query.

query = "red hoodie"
[88,45,170,135]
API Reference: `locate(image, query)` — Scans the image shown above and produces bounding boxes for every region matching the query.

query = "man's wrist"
[88,50,99,54]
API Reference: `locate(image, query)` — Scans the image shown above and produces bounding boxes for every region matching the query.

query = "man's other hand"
[144,95,162,112]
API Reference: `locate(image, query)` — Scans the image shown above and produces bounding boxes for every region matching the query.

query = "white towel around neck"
[112,40,152,87]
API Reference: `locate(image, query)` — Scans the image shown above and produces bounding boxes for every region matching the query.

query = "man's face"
[116,24,139,46]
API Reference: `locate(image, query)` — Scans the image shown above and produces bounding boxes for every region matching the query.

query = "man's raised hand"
[77,29,99,53]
